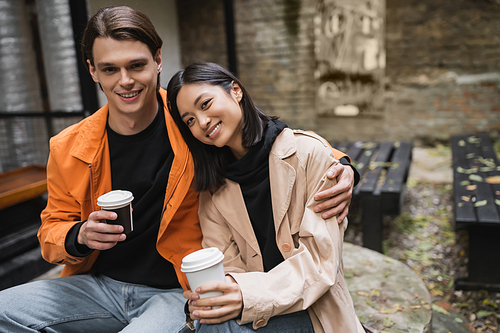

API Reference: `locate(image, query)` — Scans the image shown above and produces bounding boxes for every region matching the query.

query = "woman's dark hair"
[81,6,163,88]
[167,62,273,192]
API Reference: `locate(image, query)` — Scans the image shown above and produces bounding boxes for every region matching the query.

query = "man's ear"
[154,49,162,73]
[88,59,99,83]
[232,82,242,102]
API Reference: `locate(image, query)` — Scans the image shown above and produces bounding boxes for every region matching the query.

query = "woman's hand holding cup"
[185,276,244,324]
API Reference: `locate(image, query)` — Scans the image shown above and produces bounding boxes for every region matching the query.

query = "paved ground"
[408,146,453,184]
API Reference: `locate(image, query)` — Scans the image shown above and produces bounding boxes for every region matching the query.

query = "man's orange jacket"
[38,89,201,290]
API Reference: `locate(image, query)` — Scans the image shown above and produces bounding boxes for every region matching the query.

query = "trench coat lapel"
[211,180,261,255]
[269,129,297,236]
[269,155,296,233]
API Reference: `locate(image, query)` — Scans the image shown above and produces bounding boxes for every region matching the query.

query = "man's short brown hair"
[81,6,163,69]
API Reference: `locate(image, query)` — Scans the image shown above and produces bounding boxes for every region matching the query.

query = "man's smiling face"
[88,37,161,118]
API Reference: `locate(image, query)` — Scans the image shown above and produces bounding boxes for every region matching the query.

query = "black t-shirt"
[67,96,180,289]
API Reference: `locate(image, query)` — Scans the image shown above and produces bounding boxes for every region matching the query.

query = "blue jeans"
[0,274,190,333]
[195,310,314,332]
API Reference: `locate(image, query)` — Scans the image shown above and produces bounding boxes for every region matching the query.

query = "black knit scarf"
[225,119,287,271]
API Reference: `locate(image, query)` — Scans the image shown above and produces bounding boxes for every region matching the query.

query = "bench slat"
[359,142,394,195]
[452,135,477,224]
[381,141,413,214]
[353,142,379,196]
[382,142,413,192]
[345,142,364,165]
[0,247,55,291]
[0,224,39,263]
[466,136,500,224]
[477,134,500,220]
[0,165,47,210]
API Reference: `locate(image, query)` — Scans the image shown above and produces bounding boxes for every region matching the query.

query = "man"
[0,6,357,332]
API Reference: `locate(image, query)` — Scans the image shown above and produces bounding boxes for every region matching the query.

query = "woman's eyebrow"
[193,93,205,106]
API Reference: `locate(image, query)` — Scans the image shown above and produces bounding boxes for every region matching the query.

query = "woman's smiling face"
[176,82,249,159]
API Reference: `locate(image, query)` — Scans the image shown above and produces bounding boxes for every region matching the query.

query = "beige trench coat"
[198,128,364,333]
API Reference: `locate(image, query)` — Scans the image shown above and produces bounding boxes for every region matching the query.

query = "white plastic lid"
[181,247,224,273]
[97,190,134,208]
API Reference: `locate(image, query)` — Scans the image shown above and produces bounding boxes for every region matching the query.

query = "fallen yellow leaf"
[380,307,399,314]
[466,185,477,191]
[370,289,381,298]
[461,196,470,202]
[475,200,488,207]
[430,289,444,296]
[469,174,483,182]
[380,304,402,314]
[432,303,450,315]
[486,176,500,184]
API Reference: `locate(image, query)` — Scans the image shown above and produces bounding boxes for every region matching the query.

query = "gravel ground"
[345,178,500,333]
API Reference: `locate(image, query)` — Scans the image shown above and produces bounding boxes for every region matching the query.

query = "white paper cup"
[181,247,225,300]
[97,190,134,234]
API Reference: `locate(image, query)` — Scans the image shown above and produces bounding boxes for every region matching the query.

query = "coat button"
[281,243,292,252]
[255,319,266,327]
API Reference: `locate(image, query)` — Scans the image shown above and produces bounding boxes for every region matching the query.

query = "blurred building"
[1,0,499,171]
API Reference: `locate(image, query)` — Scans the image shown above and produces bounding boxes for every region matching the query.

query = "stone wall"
[176,0,500,143]
[176,0,228,66]
[385,0,500,143]
[234,0,318,131]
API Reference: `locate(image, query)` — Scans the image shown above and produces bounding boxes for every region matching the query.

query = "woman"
[167,62,364,333]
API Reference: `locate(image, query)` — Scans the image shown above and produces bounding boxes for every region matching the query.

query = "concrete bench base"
[343,242,432,333]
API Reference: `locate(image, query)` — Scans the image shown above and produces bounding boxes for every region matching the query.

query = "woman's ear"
[231,82,243,103]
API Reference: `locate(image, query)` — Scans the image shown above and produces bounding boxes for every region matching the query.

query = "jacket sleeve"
[38,146,94,267]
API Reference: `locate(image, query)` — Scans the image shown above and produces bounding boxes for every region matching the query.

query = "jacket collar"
[70,104,109,164]
[270,128,297,160]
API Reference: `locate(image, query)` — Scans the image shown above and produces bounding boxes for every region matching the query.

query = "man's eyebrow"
[97,62,114,68]
[97,57,149,68]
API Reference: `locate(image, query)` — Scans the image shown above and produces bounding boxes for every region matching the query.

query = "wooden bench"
[0,165,54,290]
[451,132,500,292]
[333,141,413,253]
